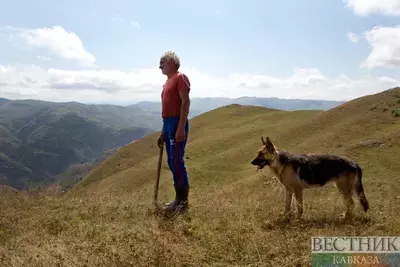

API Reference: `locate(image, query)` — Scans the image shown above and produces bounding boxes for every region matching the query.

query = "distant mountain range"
[0,98,161,190]
[130,97,344,118]
[0,95,343,190]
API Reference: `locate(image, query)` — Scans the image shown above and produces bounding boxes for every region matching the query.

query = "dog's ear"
[265,136,276,153]
[261,136,266,145]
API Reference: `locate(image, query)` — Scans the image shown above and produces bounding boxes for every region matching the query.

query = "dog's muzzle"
[251,158,269,171]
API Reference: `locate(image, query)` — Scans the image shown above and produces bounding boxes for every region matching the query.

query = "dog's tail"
[355,165,369,212]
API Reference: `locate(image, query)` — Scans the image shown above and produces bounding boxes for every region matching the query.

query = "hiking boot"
[164,186,179,211]
[164,186,189,213]
[177,186,189,212]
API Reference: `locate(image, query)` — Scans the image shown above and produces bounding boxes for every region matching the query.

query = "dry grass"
[1,175,398,266]
[1,87,400,266]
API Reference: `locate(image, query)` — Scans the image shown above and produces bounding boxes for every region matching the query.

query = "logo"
[311,236,400,266]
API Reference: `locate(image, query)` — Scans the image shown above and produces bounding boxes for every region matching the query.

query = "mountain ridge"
[131,96,344,118]
[0,98,161,190]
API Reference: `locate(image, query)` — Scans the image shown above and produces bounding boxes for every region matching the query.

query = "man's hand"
[157,133,164,148]
[175,127,185,142]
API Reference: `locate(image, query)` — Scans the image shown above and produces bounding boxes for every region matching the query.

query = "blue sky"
[0,0,399,104]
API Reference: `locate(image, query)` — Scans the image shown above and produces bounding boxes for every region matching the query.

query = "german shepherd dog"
[251,136,369,221]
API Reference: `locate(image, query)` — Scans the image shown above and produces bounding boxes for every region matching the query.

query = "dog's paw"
[337,212,346,220]
[276,211,295,224]
[261,220,274,230]
[279,210,294,218]
[338,212,354,224]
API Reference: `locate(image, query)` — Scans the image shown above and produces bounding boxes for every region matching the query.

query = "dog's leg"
[335,175,355,221]
[345,175,356,221]
[344,193,355,221]
[293,187,303,220]
[284,187,293,216]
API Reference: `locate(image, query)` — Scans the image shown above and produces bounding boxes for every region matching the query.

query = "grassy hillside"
[0,88,399,266]
[51,147,118,193]
[0,99,160,190]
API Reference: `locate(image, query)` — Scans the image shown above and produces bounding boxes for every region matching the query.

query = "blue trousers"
[162,117,189,188]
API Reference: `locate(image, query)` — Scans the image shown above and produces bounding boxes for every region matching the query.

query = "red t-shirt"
[161,72,190,118]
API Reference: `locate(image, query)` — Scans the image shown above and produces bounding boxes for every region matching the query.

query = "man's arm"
[178,90,190,130]
[177,74,191,131]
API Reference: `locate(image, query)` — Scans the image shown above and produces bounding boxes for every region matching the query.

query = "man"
[157,51,191,213]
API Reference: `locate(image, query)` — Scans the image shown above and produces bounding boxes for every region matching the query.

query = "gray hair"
[160,51,180,70]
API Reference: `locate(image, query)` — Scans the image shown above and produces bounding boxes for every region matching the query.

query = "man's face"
[159,58,174,75]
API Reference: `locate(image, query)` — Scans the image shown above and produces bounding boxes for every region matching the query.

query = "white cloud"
[0,64,49,89]
[344,0,400,16]
[0,65,12,73]
[347,32,360,43]
[46,68,164,92]
[36,56,52,61]
[0,64,398,104]
[379,76,400,84]
[360,25,400,69]
[131,21,141,29]
[288,68,326,86]
[17,26,95,66]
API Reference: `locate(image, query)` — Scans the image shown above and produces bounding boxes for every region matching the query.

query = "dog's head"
[251,136,277,170]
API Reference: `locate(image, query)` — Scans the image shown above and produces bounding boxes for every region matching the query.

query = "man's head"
[159,51,180,77]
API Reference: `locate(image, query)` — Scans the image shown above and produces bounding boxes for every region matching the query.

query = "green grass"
[0,87,399,266]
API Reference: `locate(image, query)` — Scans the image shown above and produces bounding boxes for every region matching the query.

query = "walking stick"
[153,143,164,210]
